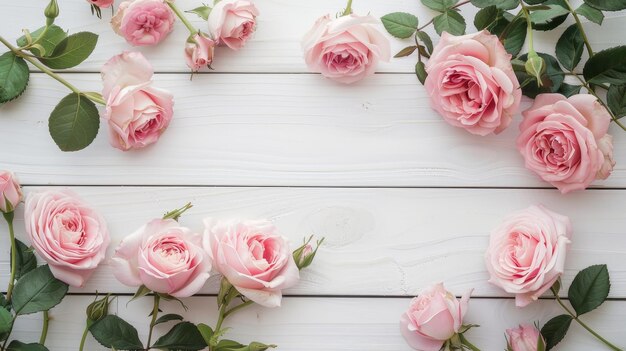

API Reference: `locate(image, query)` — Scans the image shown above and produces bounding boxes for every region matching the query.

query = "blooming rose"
[425,31,521,136]
[400,283,472,351]
[24,189,109,287]
[506,324,545,351]
[485,205,571,307]
[302,14,390,84]
[0,171,22,213]
[203,218,299,308]
[111,0,175,46]
[111,218,211,297]
[101,51,174,151]
[207,0,259,50]
[87,0,114,8]
[518,93,615,193]
[185,33,216,71]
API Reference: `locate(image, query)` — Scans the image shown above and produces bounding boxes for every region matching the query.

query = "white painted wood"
[2,186,626,297]
[1,0,624,73]
[9,296,626,351]
[2,74,626,187]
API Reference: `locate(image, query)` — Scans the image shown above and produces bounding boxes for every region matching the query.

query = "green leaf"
[152,322,207,350]
[0,307,12,337]
[576,3,604,24]
[530,4,569,24]
[583,0,626,11]
[186,5,212,21]
[541,315,572,350]
[197,323,214,345]
[558,82,582,97]
[12,239,37,281]
[16,25,67,57]
[503,17,528,57]
[416,31,433,54]
[471,0,518,9]
[415,61,427,84]
[215,339,245,351]
[154,313,184,325]
[381,12,419,39]
[607,84,626,118]
[12,265,68,315]
[421,0,459,12]
[533,0,570,31]
[568,264,611,316]
[394,46,418,58]
[89,315,144,350]
[525,0,548,4]
[48,93,100,152]
[0,52,29,104]
[433,9,466,35]
[516,53,565,98]
[583,45,626,84]
[40,32,98,69]
[556,24,584,71]
[129,285,151,304]
[6,341,49,351]
[474,6,499,30]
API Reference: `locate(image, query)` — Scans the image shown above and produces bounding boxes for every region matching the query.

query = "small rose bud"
[0,171,22,214]
[292,236,324,270]
[44,0,59,25]
[185,33,216,72]
[524,53,545,88]
[86,293,112,324]
[247,342,277,351]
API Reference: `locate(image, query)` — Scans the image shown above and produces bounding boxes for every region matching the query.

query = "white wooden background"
[1,0,626,350]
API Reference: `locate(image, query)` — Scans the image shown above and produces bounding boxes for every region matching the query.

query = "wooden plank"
[9,296,626,350]
[2,74,626,188]
[1,0,624,73]
[2,186,625,297]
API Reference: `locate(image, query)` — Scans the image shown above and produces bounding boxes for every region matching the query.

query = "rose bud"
[0,171,22,214]
[292,236,324,270]
[111,0,175,46]
[185,33,216,72]
[207,0,259,50]
[506,324,546,351]
[86,293,113,324]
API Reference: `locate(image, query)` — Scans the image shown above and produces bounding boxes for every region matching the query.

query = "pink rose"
[203,218,299,307]
[400,283,472,351]
[0,171,22,213]
[87,0,114,8]
[207,0,259,50]
[518,93,614,193]
[111,0,175,46]
[425,31,521,136]
[101,51,174,151]
[24,189,109,287]
[506,324,545,351]
[485,205,571,307]
[302,14,391,84]
[185,33,216,71]
[111,218,211,297]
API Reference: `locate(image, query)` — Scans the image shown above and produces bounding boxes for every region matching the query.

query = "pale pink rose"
[400,283,472,351]
[207,0,259,50]
[0,171,22,213]
[101,51,174,151]
[203,218,299,308]
[517,93,614,193]
[111,218,211,297]
[24,189,110,287]
[87,0,114,8]
[302,14,391,84]
[111,0,175,46]
[425,31,521,136]
[485,205,571,307]
[506,324,545,351]
[185,33,216,71]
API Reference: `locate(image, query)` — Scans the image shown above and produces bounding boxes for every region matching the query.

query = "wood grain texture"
[1,186,625,297]
[1,74,626,187]
[9,296,626,351]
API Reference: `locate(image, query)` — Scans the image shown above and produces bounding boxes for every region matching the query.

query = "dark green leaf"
[0,294,6,308]
[0,52,29,104]
[415,61,427,84]
[417,31,433,54]
[558,82,582,97]
[394,46,418,58]
[541,315,572,350]
[6,341,49,351]
[12,265,68,315]
[12,239,37,281]
[530,4,569,24]
[471,0,518,9]
[154,313,184,325]
[0,307,12,336]
[533,0,570,30]
[474,6,499,30]
[608,84,626,118]
[568,264,611,316]
[516,53,565,98]
[48,93,100,152]
[525,0,548,4]
[89,315,144,350]
[215,339,245,351]
[417,45,430,58]
[433,9,466,35]
[583,0,626,11]
[16,25,67,57]
[583,45,626,84]
[40,32,98,69]
[503,18,528,57]
[381,12,419,39]
[556,24,584,70]
[152,322,207,350]
[186,5,211,21]
[129,285,151,304]
[197,323,214,346]
[576,3,604,24]
[421,0,459,12]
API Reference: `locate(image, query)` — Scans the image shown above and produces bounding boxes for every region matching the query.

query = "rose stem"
[165,1,199,35]
[0,36,105,105]
[1,315,17,350]
[572,74,626,131]
[417,0,471,31]
[458,333,481,351]
[78,325,89,351]
[39,310,49,345]
[146,294,161,349]
[563,0,594,57]
[223,300,254,318]
[342,0,353,16]
[3,212,16,301]
[553,292,623,351]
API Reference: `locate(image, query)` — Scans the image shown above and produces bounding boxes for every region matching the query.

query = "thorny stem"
[563,0,594,57]
[146,294,161,348]
[417,0,471,31]
[166,1,199,35]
